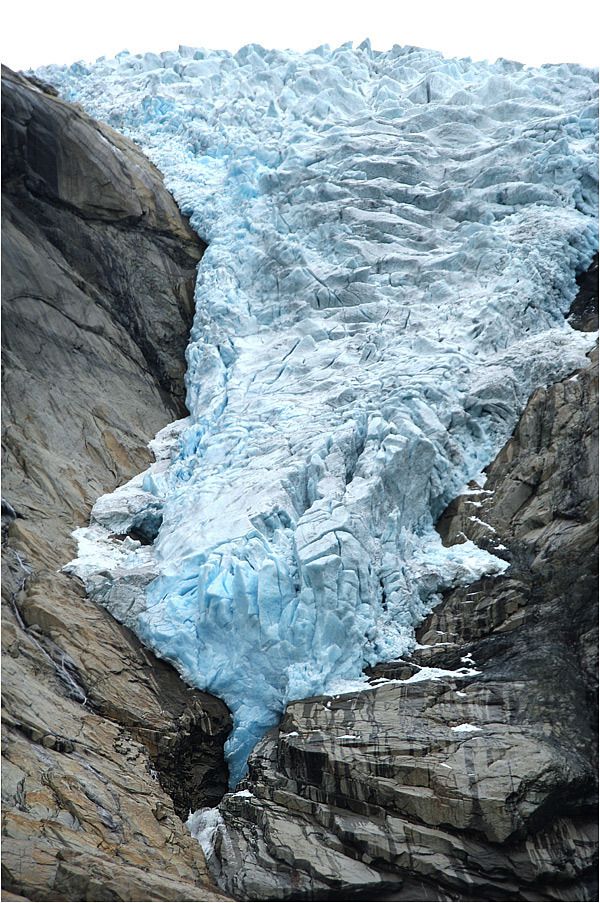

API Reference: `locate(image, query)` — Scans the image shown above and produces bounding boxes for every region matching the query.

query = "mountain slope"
[1,67,230,902]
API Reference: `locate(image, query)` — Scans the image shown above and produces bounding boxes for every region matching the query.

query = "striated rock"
[1,67,230,901]
[202,268,598,901]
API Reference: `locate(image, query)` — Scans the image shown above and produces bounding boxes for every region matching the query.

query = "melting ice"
[41,43,598,785]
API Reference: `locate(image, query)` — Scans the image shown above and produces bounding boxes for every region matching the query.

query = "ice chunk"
[186,807,230,868]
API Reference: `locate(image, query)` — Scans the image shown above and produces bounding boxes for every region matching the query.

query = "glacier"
[39,43,598,785]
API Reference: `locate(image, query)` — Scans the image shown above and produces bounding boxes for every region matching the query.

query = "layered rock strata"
[1,67,230,901]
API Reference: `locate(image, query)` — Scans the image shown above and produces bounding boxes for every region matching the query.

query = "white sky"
[1,0,599,71]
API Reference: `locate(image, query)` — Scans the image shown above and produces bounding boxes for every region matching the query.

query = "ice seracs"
[44,43,598,784]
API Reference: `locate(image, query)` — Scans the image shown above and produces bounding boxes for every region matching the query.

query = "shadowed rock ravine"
[1,67,231,901]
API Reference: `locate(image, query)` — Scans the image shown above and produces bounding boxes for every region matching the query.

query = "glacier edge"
[46,42,598,784]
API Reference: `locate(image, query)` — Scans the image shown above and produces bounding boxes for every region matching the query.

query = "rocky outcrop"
[203,270,598,901]
[2,67,230,901]
[567,253,598,333]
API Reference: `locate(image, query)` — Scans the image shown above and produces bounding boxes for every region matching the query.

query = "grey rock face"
[205,272,598,900]
[1,67,230,901]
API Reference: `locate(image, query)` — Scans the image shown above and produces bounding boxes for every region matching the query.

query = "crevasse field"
[40,43,598,785]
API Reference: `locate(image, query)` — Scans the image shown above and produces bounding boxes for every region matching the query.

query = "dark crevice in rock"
[568,252,599,332]
[152,715,231,817]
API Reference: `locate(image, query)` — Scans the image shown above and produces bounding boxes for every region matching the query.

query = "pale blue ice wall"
[44,45,598,784]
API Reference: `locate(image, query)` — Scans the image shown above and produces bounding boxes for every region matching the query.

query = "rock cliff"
[2,61,597,903]
[1,67,230,901]
[201,266,598,901]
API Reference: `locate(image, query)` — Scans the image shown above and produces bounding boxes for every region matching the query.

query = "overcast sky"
[2,0,598,71]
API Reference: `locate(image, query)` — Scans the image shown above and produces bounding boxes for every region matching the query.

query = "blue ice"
[47,43,599,785]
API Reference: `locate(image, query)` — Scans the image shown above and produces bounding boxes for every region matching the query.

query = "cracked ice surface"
[42,43,598,784]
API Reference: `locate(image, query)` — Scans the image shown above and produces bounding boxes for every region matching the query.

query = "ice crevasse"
[40,43,599,785]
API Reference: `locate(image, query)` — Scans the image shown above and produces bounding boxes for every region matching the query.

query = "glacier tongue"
[45,44,598,785]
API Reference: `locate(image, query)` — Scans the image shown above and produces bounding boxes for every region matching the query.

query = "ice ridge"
[40,43,599,785]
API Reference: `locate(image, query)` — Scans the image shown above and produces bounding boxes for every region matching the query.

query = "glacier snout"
[51,43,598,783]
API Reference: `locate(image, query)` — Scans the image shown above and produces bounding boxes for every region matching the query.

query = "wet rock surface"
[206,268,598,901]
[1,67,230,901]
